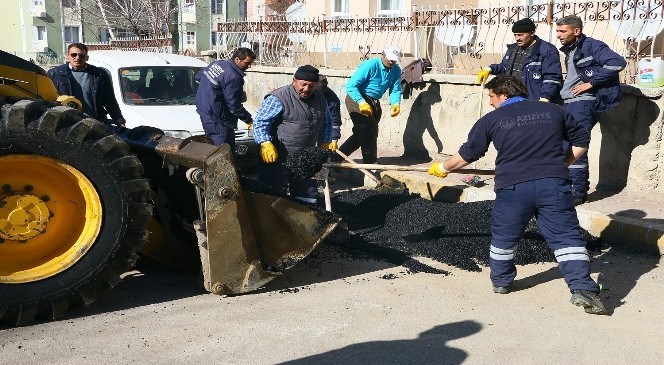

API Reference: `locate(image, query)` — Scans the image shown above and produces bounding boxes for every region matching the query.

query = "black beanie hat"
[294,65,319,82]
[512,18,536,33]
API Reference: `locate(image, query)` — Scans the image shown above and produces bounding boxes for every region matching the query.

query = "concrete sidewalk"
[329,154,664,256]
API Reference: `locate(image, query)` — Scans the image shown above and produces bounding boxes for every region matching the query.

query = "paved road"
[1,243,662,365]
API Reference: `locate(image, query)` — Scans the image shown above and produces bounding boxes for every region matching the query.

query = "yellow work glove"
[477,68,491,84]
[320,140,338,152]
[539,98,549,103]
[428,162,449,178]
[358,101,373,116]
[260,141,278,163]
[390,104,400,117]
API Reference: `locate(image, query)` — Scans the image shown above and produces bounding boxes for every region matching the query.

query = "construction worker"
[253,65,335,204]
[195,47,255,149]
[336,45,403,163]
[316,75,342,152]
[477,18,562,102]
[556,15,626,205]
[428,75,605,315]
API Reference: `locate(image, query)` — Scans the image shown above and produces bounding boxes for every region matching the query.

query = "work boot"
[570,289,606,315]
[493,285,510,294]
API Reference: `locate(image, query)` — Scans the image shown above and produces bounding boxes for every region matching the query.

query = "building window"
[183,0,195,13]
[211,0,224,15]
[64,26,80,43]
[61,0,77,7]
[332,0,349,18]
[377,0,402,17]
[34,25,47,41]
[522,0,549,20]
[239,1,247,18]
[185,31,196,48]
[100,28,111,42]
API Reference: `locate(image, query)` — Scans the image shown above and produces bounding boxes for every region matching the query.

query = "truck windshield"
[118,66,202,106]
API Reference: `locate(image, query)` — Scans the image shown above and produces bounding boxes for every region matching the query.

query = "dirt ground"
[1,241,661,365]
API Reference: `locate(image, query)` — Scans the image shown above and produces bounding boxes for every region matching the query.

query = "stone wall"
[245,66,664,194]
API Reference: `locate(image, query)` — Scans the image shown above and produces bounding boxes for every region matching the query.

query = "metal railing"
[10,51,64,67]
[9,36,174,68]
[216,0,664,83]
[87,36,173,53]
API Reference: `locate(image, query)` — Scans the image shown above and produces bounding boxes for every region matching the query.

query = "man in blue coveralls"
[477,18,562,102]
[556,15,626,205]
[336,45,403,163]
[428,75,605,315]
[195,47,256,149]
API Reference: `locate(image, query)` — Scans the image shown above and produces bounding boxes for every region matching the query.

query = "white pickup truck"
[87,50,257,167]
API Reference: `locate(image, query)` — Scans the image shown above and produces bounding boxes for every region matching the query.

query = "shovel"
[323,162,495,176]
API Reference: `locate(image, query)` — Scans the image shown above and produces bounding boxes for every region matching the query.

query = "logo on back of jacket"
[500,112,552,129]
[532,72,541,80]
[500,117,516,129]
[205,63,225,79]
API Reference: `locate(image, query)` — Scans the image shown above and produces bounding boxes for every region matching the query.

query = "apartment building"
[0,0,248,63]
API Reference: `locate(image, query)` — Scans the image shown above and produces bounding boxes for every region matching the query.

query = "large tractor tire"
[0,100,152,326]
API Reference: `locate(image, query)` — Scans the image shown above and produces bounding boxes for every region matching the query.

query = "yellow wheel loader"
[0,51,339,327]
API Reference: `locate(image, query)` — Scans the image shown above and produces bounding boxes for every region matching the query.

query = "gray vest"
[270,85,326,152]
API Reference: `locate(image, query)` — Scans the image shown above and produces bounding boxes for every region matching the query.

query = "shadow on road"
[593,247,660,315]
[69,242,414,320]
[276,320,482,365]
[501,247,660,316]
[67,257,205,319]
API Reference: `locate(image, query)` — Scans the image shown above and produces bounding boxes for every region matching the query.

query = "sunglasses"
[69,53,87,58]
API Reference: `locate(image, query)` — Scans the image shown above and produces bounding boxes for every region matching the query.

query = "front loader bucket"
[197,144,340,294]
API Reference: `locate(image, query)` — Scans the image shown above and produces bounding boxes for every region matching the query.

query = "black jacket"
[47,63,124,123]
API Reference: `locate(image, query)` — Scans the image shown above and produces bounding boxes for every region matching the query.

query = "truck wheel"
[0,100,152,326]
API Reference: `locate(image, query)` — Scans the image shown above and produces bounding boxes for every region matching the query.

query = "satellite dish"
[285,2,307,43]
[434,24,476,47]
[610,3,664,41]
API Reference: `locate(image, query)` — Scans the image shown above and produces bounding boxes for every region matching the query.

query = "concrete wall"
[244,65,664,195]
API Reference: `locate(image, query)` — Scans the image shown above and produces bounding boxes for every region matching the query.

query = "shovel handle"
[323,162,495,176]
[333,150,381,184]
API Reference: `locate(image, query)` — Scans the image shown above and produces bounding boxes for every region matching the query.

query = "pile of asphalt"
[285,147,331,180]
[330,189,603,273]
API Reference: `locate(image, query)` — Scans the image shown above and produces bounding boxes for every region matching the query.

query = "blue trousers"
[489,178,599,293]
[200,114,236,150]
[563,100,600,198]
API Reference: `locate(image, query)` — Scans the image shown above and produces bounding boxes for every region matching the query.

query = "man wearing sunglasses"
[47,42,125,127]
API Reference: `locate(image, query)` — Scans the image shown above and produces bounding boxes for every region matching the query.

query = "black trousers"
[337,94,382,164]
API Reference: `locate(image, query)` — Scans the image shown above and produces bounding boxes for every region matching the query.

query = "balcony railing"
[214,0,664,83]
